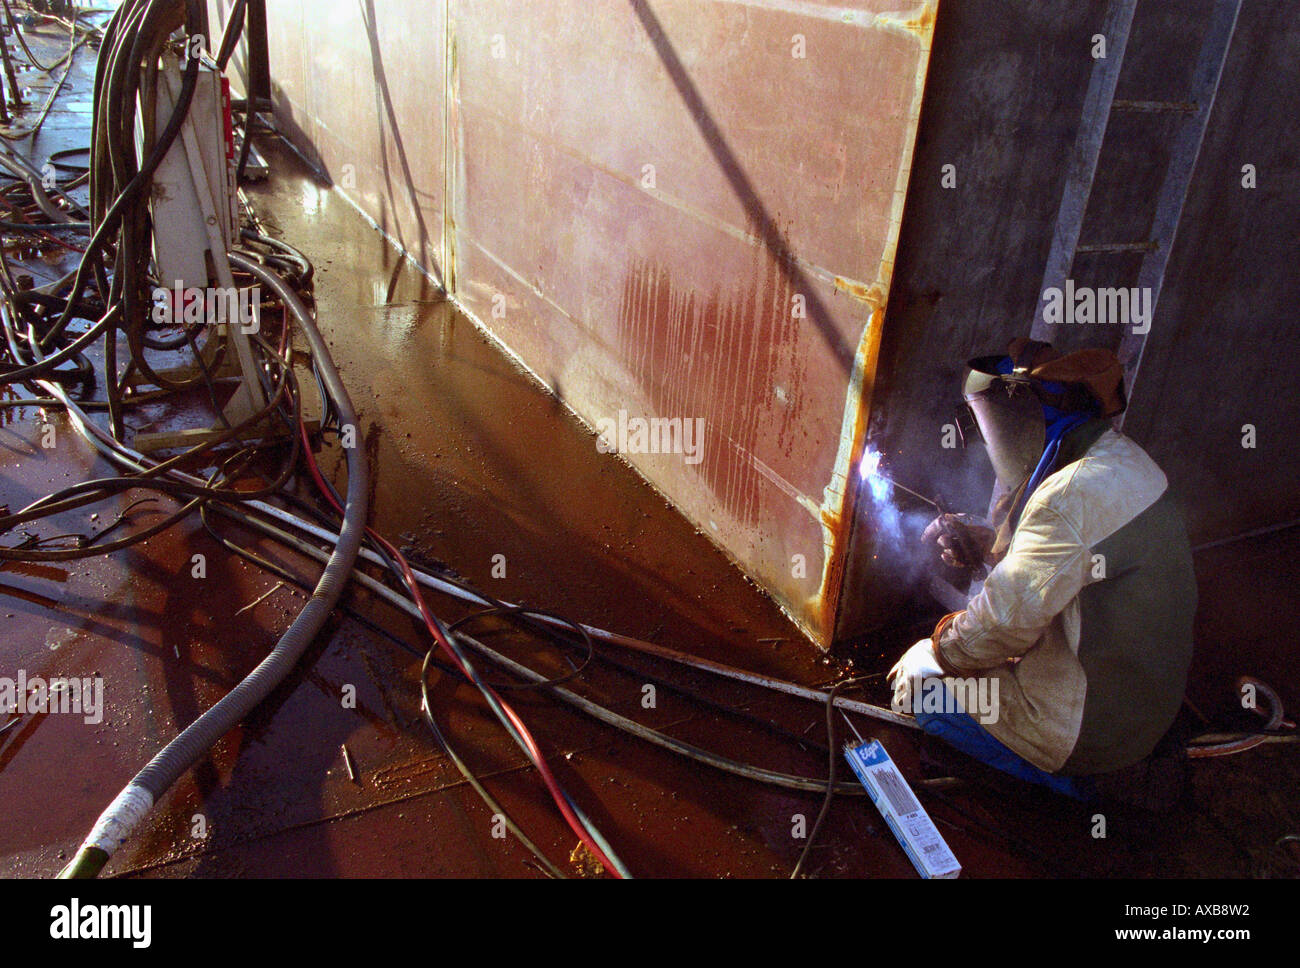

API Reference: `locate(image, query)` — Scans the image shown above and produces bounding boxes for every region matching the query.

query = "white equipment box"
[139,50,237,292]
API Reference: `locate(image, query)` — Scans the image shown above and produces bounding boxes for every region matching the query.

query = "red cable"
[294,418,622,876]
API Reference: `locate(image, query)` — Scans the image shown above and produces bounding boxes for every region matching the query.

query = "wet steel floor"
[1,20,1296,879]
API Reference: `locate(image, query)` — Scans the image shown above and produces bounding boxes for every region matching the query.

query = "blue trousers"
[914,699,1095,801]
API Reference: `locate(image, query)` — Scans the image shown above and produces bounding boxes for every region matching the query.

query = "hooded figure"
[889,339,1197,808]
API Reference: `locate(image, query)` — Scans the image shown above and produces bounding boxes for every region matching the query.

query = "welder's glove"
[921,513,996,580]
[887,638,943,715]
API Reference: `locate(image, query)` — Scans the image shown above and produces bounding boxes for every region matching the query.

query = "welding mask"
[962,355,1046,491]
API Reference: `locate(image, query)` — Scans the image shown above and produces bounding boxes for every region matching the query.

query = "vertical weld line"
[629,262,643,384]
[685,288,703,471]
[672,287,684,420]
[765,249,783,452]
[721,291,743,515]
[642,265,654,388]
[676,287,691,424]
[701,290,722,510]
[735,283,755,516]
[713,291,732,512]
[633,263,646,385]
[779,261,796,419]
[666,277,678,420]
[617,261,633,383]
[732,267,754,521]
[642,265,654,387]
[655,265,671,417]
[740,254,763,520]
[662,280,676,419]
[818,1,939,638]
[648,265,662,401]
[668,286,684,421]
[442,1,456,295]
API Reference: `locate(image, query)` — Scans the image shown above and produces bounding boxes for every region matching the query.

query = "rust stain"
[807,303,886,637]
[873,1,938,39]
[833,277,885,303]
[896,1,937,36]
[614,246,807,530]
[338,0,939,649]
[601,0,940,647]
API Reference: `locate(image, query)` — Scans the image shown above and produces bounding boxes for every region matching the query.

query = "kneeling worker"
[887,338,1197,807]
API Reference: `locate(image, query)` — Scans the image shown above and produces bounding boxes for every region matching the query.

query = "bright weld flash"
[859,446,941,511]
[859,447,884,482]
[859,446,893,505]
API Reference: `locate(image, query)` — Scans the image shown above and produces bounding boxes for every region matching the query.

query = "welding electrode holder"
[921,513,994,584]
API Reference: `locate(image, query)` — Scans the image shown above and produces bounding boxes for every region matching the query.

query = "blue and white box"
[843,738,961,879]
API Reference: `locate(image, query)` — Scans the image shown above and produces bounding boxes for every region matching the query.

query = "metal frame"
[1031,0,1137,342]
[1031,0,1242,433]
[1117,0,1241,422]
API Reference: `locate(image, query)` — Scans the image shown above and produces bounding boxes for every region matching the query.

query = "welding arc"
[9,0,845,880]
[866,458,941,511]
[4,0,869,874]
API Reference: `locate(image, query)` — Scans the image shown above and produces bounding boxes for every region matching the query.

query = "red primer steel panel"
[259,0,937,645]
[257,0,449,280]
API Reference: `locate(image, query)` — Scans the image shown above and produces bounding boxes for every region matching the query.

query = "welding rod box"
[843,739,961,879]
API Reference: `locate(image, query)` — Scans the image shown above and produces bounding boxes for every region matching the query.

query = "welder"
[887,338,1197,810]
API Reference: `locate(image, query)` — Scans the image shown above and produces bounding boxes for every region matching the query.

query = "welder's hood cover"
[998,338,1127,417]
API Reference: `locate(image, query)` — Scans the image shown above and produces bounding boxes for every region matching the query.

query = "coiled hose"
[58,254,370,878]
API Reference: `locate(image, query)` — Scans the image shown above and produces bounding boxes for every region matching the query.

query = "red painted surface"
[245,1,937,644]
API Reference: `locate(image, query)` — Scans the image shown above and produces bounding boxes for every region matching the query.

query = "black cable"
[197,500,575,879]
[213,0,247,70]
[2,0,86,74]
[446,605,593,692]
[790,675,874,879]
[418,650,568,878]
[582,645,833,757]
[42,0,202,352]
[0,327,304,558]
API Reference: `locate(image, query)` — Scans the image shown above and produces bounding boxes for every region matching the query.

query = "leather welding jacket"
[932,419,1197,775]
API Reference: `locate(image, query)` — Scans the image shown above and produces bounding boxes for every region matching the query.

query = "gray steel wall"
[837,0,1300,641]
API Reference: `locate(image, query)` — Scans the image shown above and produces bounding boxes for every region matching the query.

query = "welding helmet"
[960,338,1124,490]
[962,356,1046,490]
